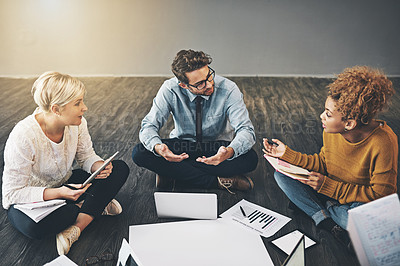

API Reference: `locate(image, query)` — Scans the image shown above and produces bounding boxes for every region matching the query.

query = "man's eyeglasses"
[85,250,115,265]
[186,67,215,90]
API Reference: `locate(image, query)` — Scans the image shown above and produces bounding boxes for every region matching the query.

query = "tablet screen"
[82,151,119,186]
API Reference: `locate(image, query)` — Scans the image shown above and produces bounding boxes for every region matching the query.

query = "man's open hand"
[196,146,234,166]
[154,143,189,162]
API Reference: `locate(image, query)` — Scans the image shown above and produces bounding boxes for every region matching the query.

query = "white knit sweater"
[2,109,102,209]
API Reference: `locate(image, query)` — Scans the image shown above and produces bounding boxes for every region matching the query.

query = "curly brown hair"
[171,49,212,84]
[328,66,394,124]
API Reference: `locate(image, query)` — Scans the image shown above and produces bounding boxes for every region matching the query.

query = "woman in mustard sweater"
[263,66,398,247]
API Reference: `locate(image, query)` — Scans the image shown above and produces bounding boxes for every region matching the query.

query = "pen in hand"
[267,139,279,147]
[240,206,247,217]
[63,184,94,197]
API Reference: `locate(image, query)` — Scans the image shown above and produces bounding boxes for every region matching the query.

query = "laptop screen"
[282,235,305,266]
[154,192,217,219]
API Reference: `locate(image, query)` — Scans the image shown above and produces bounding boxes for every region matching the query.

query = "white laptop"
[154,192,217,219]
[117,238,144,266]
[282,234,305,266]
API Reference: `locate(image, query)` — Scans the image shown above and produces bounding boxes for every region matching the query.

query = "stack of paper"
[14,199,66,223]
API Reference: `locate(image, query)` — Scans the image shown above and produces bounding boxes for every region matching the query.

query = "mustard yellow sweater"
[280,120,398,204]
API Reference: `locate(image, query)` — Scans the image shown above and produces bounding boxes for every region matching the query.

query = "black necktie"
[195,96,203,142]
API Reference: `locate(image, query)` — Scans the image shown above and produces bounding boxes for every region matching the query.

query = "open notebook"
[264,155,310,180]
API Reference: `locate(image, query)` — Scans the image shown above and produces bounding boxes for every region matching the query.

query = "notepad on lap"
[264,155,310,180]
[154,192,217,219]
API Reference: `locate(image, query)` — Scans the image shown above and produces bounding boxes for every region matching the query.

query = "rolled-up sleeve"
[139,82,172,154]
[75,117,102,173]
[226,85,256,159]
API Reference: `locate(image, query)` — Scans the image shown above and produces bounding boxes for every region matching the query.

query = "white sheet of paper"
[43,255,77,266]
[129,219,274,266]
[220,199,291,238]
[348,193,400,266]
[271,230,316,255]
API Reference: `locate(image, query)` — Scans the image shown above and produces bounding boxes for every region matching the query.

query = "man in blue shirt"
[132,49,258,193]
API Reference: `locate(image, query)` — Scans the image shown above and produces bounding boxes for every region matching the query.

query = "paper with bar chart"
[220,199,291,238]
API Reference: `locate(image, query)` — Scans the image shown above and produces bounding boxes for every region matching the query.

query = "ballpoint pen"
[267,139,279,147]
[240,206,247,217]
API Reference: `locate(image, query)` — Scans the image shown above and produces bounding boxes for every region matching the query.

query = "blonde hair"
[31,71,86,112]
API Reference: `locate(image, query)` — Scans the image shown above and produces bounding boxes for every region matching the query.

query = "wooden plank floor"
[0,76,399,266]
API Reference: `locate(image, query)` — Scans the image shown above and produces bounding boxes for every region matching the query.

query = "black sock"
[317,218,337,231]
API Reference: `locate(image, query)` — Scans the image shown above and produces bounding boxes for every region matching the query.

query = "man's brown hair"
[171,49,212,84]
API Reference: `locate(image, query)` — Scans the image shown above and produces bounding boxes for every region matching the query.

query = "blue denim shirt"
[139,75,256,159]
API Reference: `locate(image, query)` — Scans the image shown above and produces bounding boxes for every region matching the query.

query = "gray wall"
[0,0,399,77]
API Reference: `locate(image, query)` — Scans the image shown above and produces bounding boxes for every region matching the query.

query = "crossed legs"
[132,139,258,188]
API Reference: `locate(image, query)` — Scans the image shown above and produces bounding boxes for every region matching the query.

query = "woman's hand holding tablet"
[83,151,119,186]
[62,151,119,197]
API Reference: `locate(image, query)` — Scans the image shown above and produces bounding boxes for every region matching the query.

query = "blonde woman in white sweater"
[2,72,129,255]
